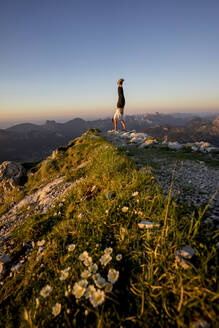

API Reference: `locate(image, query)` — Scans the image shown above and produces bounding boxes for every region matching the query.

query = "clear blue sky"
[0,0,219,127]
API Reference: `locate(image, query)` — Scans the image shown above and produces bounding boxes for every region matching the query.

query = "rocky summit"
[0,129,218,328]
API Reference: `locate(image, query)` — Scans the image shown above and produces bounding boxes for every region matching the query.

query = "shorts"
[114,108,124,121]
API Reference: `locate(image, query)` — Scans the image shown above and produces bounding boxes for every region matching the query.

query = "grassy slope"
[0,130,218,328]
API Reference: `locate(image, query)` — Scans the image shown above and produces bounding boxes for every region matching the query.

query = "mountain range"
[0,113,219,163]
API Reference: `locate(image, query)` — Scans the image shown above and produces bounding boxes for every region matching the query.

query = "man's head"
[117,78,124,86]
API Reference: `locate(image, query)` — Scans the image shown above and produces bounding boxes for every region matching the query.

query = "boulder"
[139,139,158,148]
[138,221,160,229]
[11,263,23,273]
[0,254,11,264]
[134,133,149,138]
[191,145,199,151]
[120,133,132,139]
[0,161,26,201]
[130,137,144,144]
[167,142,183,150]
[177,246,195,259]
[199,142,211,149]
[0,254,11,275]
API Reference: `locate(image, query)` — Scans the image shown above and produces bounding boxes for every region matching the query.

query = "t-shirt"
[117,86,125,108]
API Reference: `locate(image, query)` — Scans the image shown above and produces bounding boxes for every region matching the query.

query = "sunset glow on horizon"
[1,0,219,128]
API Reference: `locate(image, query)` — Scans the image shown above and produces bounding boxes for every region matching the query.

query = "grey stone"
[177,246,195,259]
[0,161,26,202]
[11,263,23,272]
[0,254,11,264]
[190,319,210,328]
[167,142,183,150]
[130,137,144,144]
[138,221,160,229]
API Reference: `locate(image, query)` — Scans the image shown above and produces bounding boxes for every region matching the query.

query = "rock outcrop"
[0,161,26,202]
[107,130,219,153]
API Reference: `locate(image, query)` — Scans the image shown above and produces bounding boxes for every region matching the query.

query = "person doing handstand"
[113,78,127,131]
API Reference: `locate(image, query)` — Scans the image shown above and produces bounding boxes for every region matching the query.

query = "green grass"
[0,130,218,328]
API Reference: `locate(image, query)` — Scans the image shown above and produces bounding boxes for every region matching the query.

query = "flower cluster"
[72,248,120,307]
[38,246,122,316]
[66,244,76,252]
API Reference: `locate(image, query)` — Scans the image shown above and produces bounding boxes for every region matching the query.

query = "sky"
[0,0,219,127]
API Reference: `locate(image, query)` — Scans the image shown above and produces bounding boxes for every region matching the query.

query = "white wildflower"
[92,273,101,282]
[100,253,112,266]
[81,270,91,279]
[67,244,76,252]
[60,267,71,281]
[78,279,88,288]
[88,263,98,273]
[94,276,106,289]
[79,251,89,261]
[40,285,52,298]
[104,247,113,255]
[90,289,105,307]
[132,191,139,197]
[108,269,119,284]
[122,206,129,213]
[116,254,122,261]
[105,282,113,293]
[84,256,92,267]
[52,303,61,317]
[72,282,86,299]
[85,309,88,316]
[85,284,96,299]
[67,309,70,314]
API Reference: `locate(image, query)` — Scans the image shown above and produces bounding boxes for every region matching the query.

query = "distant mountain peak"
[43,120,57,126]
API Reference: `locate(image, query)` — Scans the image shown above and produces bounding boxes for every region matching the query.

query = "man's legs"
[113,118,117,131]
[121,119,126,130]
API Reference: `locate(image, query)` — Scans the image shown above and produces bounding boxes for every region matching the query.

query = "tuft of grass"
[0,130,218,328]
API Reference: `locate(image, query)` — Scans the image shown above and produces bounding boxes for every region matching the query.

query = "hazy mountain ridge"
[144,116,219,146]
[0,113,218,163]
